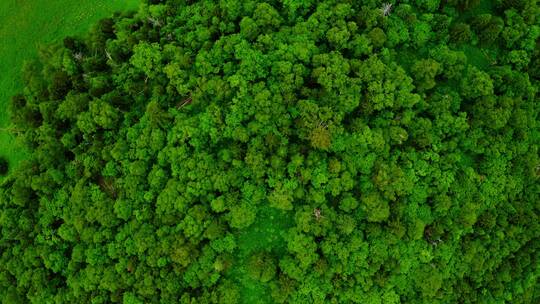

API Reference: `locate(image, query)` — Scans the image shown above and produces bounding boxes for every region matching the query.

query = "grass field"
[230,206,293,303]
[0,0,140,175]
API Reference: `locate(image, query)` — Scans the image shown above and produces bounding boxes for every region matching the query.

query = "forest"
[0,0,140,167]
[0,0,539,303]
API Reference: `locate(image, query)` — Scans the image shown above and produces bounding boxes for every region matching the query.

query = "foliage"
[0,0,539,303]
[0,157,7,176]
[0,0,140,172]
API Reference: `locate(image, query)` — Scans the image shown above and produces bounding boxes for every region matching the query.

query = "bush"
[0,157,7,175]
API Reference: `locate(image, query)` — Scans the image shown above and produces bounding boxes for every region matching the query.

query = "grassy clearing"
[0,0,140,175]
[229,206,293,303]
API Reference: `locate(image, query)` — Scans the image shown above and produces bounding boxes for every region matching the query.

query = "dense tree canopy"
[1,0,539,303]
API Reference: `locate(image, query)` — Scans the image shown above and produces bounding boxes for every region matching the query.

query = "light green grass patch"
[229,206,293,303]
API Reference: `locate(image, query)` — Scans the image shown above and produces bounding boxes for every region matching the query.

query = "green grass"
[0,0,140,176]
[229,206,293,303]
